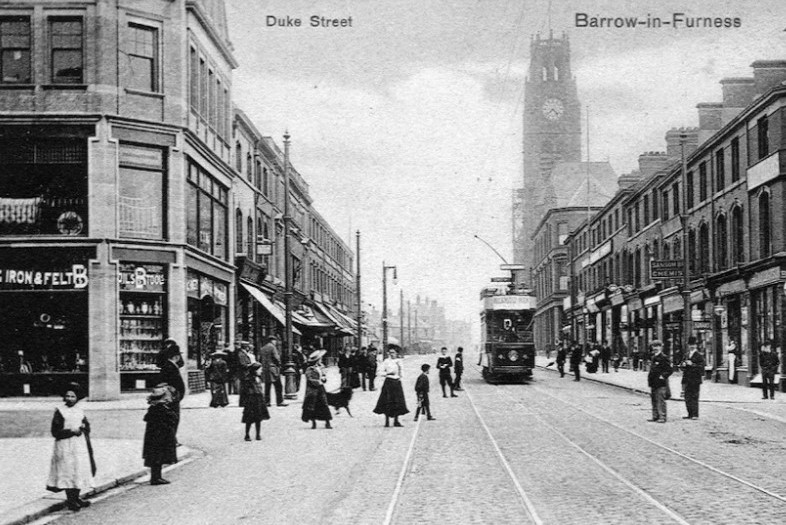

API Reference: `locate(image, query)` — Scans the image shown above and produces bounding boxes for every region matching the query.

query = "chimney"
[696,103,723,144]
[618,170,643,190]
[720,77,756,125]
[751,60,786,98]
[665,127,699,159]
[638,151,670,179]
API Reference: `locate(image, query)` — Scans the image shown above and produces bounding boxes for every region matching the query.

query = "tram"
[479,287,536,383]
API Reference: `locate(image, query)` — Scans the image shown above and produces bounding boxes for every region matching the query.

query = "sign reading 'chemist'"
[0,264,89,290]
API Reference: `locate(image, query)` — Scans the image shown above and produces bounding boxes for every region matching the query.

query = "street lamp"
[382,261,397,358]
[680,133,693,350]
[282,131,297,400]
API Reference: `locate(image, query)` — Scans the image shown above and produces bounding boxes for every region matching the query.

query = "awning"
[322,304,356,336]
[240,283,301,335]
[292,306,331,328]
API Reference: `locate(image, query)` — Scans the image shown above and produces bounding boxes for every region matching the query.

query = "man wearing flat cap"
[260,335,287,407]
[647,340,672,423]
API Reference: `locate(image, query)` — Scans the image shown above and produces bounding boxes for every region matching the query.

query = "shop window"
[186,160,228,260]
[716,214,728,270]
[127,23,158,92]
[0,17,31,84]
[731,205,744,264]
[0,140,87,236]
[187,271,228,370]
[119,263,166,373]
[758,191,771,259]
[119,144,165,240]
[49,18,83,84]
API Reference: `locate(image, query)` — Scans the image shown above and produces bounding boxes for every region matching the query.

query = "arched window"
[235,142,242,172]
[759,191,771,259]
[673,235,681,260]
[688,228,697,276]
[634,248,641,287]
[246,153,253,181]
[235,209,243,255]
[699,222,710,274]
[663,241,671,260]
[716,213,728,271]
[247,216,254,260]
[644,244,651,284]
[731,205,744,265]
[262,167,269,196]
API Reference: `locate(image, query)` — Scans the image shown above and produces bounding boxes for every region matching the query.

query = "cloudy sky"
[226,0,784,342]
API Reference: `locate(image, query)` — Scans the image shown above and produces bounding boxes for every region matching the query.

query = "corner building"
[0,0,356,399]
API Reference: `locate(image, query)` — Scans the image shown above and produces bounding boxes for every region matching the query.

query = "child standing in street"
[46,383,95,511]
[414,364,436,421]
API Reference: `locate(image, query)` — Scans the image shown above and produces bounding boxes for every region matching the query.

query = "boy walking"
[414,364,436,421]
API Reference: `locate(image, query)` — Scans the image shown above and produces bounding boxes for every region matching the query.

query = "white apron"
[46,404,94,491]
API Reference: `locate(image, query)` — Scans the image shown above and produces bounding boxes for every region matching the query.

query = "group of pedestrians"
[338,345,379,391]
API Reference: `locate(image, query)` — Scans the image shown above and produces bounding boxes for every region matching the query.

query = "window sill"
[42,84,88,90]
[124,88,164,99]
[0,83,35,90]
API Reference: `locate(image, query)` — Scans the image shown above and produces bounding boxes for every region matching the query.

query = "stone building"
[0,0,355,399]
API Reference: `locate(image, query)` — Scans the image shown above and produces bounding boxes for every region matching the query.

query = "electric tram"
[479,287,537,383]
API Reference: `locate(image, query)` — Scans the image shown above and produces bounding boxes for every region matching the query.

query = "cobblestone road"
[15,358,786,525]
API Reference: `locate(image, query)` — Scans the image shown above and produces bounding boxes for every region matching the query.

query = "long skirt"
[143,406,178,467]
[241,393,270,424]
[302,384,332,422]
[210,382,229,407]
[46,436,94,492]
[373,378,409,417]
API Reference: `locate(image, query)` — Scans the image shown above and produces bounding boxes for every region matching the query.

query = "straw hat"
[308,350,326,363]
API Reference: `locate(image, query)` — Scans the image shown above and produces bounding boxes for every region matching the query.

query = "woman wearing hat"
[301,350,332,429]
[241,361,270,441]
[373,347,409,427]
[143,384,179,485]
[206,350,230,408]
[46,383,94,510]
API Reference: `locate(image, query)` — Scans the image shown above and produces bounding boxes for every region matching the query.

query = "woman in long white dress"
[46,383,94,512]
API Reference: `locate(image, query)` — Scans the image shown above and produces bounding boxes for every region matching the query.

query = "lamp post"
[282,131,297,400]
[382,261,397,358]
[680,133,693,350]
[355,230,362,348]
[399,289,405,354]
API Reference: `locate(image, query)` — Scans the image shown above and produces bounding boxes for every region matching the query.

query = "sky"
[225,0,785,343]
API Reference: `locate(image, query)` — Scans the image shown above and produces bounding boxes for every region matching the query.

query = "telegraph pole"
[399,289,404,354]
[355,230,361,347]
[680,133,693,348]
[282,131,296,399]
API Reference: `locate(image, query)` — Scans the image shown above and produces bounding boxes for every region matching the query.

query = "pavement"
[535,355,785,403]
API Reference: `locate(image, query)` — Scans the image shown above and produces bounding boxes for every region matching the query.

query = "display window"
[118,263,167,372]
[186,270,228,369]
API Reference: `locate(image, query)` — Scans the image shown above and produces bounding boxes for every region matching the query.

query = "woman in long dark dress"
[301,350,332,429]
[206,350,230,408]
[373,348,409,427]
[241,362,270,441]
[143,384,178,485]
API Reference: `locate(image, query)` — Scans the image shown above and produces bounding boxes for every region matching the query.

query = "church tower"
[513,31,581,265]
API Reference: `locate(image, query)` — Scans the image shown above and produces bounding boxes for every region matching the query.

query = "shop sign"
[693,320,712,331]
[651,260,684,279]
[0,264,88,290]
[118,264,165,292]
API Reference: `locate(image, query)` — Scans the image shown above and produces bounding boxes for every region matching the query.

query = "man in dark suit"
[260,335,287,407]
[600,340,612,373]
[453,347,464,391]
[569,342,582,381]
[647,340,672,423]
[759,340,780,400]
[681,336,705,419]
[556,342,567,377]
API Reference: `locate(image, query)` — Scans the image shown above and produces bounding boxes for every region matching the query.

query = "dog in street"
[325,387,353,417]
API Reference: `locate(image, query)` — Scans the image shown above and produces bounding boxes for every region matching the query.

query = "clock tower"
[513,31,581,265]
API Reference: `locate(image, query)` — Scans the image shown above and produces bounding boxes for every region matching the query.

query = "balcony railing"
[0,197,87,236]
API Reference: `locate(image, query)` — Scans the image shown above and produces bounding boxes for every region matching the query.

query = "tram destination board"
[651,260,684,279]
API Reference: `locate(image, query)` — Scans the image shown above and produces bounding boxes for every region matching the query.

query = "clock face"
[542,98,564,121]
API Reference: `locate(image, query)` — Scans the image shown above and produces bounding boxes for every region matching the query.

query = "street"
[2,358,782,525]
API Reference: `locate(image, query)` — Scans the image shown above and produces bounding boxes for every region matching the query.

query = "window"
[247,216,253,260]
[643,195,650,226]
[49,18,83,84]
[199,58,207,116]
[686,171,694,208]
[731,205,744,265]
[699,162,707,202]
[699,223,710,274]
[652,191,659,222]
[614,209,619,231]
[673,235,681,260]
[208,69,216,128]
[715,148,725,190]
[235,209,243,254]
[716,214,728,270]
[186,160,228,260]
[759,191,771,259]
[127,24,158,92]
[757,115,769,160]
[235,142,242,172]
[672,183,680,217]
[731,137,740,182]
[663,241,671,260]
[662,190,670,220]
[634,205,640,232]
[246,153,252,181]
[189,47,198,111]
[0,17,30,83]
[119,144,165,240]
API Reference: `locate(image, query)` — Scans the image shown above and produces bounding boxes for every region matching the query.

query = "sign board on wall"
[651,260,684,279]
[118,264,165,292]
[0,264,88,290]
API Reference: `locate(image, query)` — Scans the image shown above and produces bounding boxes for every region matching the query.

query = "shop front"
[749,270,784,391]
[186,268,229,390]
[0,248,92,396]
